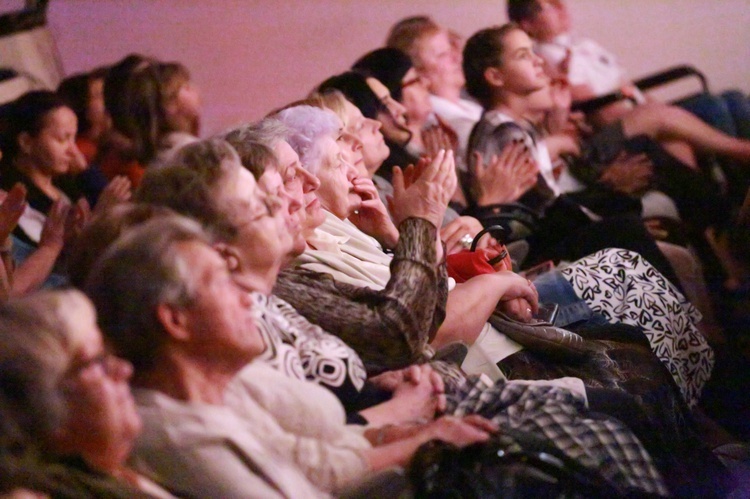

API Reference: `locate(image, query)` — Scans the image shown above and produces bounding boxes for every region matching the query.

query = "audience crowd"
[1,1,749,497]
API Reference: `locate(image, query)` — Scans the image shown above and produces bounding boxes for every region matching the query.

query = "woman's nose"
[298,166,321,193]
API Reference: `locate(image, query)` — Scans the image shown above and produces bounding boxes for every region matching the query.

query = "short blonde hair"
[385,16,441,68]
[307,90,350,126]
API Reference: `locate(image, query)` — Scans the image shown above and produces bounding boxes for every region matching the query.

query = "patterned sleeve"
[274,217,446,375]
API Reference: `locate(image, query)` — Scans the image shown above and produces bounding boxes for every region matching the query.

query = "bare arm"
[433,271,539,349]
[11,199,69,295]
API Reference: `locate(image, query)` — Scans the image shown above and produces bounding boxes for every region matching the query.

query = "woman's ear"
[17,131,34,156]
[212,242,242,273]
[484,66,505,89]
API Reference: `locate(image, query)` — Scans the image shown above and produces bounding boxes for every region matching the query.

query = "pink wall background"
[47,0,750,136]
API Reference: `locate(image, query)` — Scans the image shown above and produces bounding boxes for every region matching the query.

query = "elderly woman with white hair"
[275,104,540,375]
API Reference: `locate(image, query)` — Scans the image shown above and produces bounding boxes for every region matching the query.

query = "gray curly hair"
[274,105,341,174]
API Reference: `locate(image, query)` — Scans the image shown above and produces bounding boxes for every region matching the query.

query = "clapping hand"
[472,142,538,206]
[599,152,653,196]
[94,176,132,215]
[389,149,457,228]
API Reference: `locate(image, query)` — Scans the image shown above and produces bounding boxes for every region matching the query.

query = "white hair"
[275,105,341,174]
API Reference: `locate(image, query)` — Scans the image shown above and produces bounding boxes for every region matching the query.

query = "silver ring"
[459,233,473,250]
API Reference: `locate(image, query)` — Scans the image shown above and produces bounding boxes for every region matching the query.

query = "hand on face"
[348,176,399,249]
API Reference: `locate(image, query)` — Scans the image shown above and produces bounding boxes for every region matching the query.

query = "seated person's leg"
[677,92,737,138]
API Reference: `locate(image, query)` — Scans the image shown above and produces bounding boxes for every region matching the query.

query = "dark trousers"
[526,196,681,288]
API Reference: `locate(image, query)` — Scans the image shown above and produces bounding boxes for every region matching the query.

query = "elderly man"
[84,215,327,498]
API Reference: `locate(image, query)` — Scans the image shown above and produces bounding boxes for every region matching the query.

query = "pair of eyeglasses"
[64,351,119,379]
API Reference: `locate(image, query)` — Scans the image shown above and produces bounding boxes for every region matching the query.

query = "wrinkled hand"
[472,143,538,206]
[599,152,653,196]
[493,270,539,313]
[389,364,446,418]
[421,415,497,447]
[440,216,487,255]
[389,149,457,228]
[0,183,27,243]
[370,364,443,392]
[95,175,132,215]
[349,176,399,248]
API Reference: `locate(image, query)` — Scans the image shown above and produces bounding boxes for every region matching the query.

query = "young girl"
[462,24,714,407]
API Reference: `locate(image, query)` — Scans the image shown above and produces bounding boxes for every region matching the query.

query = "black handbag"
[408,428,651,498]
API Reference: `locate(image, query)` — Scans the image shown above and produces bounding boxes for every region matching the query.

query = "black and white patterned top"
[252,292,367,405]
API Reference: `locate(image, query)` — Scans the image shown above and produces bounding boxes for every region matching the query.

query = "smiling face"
[20,106,81,177]
[313,134,361,219]
[341,99,388,176]
[56,296,141,472]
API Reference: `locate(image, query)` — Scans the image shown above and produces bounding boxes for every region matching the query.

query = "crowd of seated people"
[0,2,749,497]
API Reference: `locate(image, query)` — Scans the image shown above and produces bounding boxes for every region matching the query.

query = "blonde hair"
[307,90,350,125]
[385,16,442,68]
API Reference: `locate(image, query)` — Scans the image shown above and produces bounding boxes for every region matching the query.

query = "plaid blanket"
[432,364,669,496]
